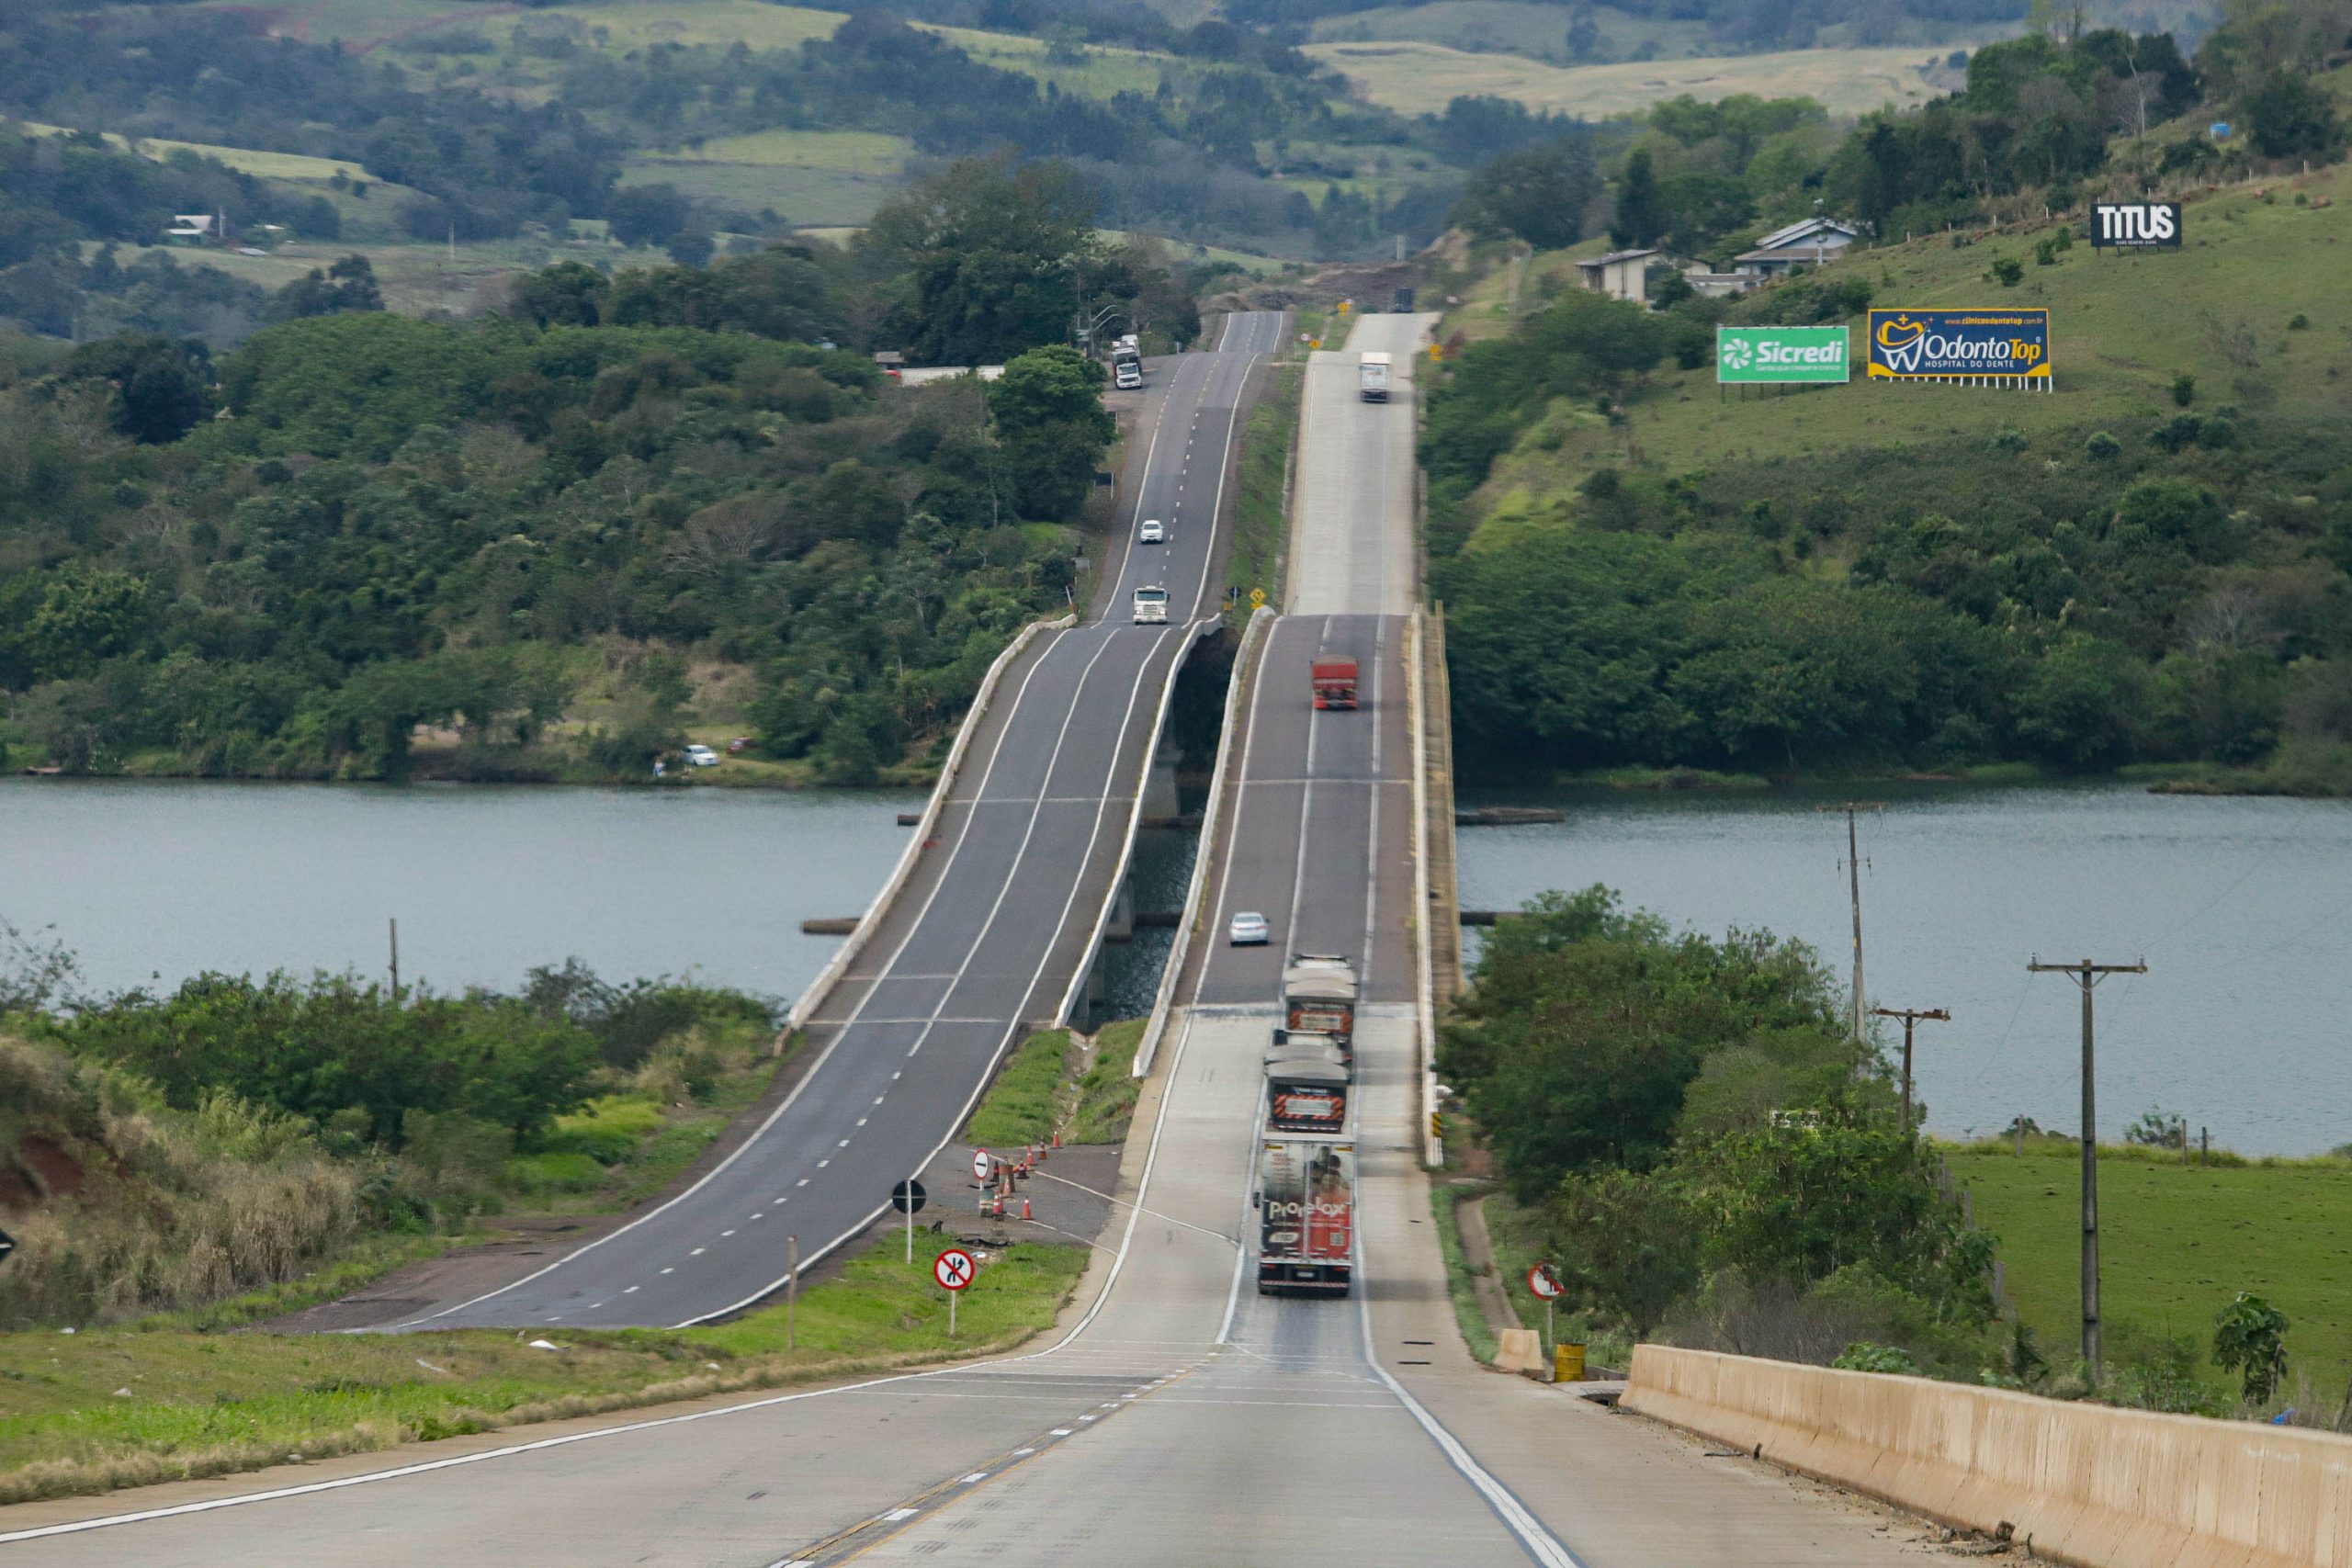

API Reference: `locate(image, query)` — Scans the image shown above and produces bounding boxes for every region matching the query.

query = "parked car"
[1138,518,1165,544]
[1228,910,1270,945]
[684,744,721,768]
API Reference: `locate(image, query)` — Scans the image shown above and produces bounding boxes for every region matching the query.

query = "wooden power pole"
[2027,955,2146,1379]
[1869,1005,1950,1136]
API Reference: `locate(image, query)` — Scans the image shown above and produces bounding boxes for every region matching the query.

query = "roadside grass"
[1303,39,1941,119]
[0,1239,1085,1506]
[1227,363,1303,610]
[965,1019,1147,1149]
[1951,1142,2352,1393]
[1474,1190,1632,1372]
[967,1029,1069,1148]
[1069,1019,1143,1145]
[1430,1181,1499,1364]
[1471,162,2352,541]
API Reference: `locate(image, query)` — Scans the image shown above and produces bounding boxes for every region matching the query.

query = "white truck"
[1112,335,1143,390]
[1358,352,1391,402]
[1132,585,1169,624]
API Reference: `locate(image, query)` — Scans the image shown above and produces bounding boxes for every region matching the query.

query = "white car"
[1138,519,1165,544]
[684,744,721,768]
[1228,910,1270,946]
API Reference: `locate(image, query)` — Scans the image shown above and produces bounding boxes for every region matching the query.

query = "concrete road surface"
[373,311,1284,1332]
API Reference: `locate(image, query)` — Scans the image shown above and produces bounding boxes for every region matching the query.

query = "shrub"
[2084,430,2121,460]
[2171,372,2196,407]
[1990,256,2023,287]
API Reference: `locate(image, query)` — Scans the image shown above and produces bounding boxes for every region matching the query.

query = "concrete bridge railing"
[1623,1344,2352,1568]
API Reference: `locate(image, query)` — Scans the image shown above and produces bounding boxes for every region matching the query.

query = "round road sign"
[890,1179,927,1215]
[934,1247,977,1292]
[1526,1263,1564,1302]
[971,1149,994,1183]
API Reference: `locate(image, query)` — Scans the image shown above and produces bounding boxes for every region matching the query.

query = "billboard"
[1716,325,1850,384]
[1866,309,2051,383]
[2092,202,2182,248]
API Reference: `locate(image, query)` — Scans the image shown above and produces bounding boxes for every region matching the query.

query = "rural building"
[163,213,218,245]
[1732,216,1860,279]
[1680,270,1753,298]
[1575,248,1659,304]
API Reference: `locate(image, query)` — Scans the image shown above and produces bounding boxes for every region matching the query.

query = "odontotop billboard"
[1716,325,1849,384]
[1866,309,2051,382]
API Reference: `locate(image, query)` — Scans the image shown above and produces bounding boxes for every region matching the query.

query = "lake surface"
[1456,781,2352,1156]
[0,779,922,1005]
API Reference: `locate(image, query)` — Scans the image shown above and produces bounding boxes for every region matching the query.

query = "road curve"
[391,310,1287,1332]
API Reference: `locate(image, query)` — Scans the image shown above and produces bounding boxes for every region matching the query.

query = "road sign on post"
[971,1149,993,1184]
[892,1179,927,1214]
[935,1247,976,1337]
[1527,1263,1564,1363]
[0,1226,13,1268]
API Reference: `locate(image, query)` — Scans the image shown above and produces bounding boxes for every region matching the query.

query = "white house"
[1575,248,1660,304]
[164,213,217,245]
[1732,216,1860,280]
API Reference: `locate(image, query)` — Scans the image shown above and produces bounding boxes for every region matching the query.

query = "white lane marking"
[816,1159,830,1168]
[1012,1447,1035,1456]
[721,1230,736,1237]
[1079,1415,1098,1423]
[659,1268,673,1275]
[752,1213,764,1220]
[623,1286,639,1293]
[856,1118,868,1127]
[881,1507,920,1522]
[874,1096,886,1104]
[1050,1428,1074,1436]
[960,1472,989,1483]
[891,1070,901,1080]
[838,1139,850,1147]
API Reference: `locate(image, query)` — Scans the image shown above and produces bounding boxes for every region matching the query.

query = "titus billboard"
[1715,325,1850,384]
[1866,309,2051,383]
[2091,202,2183,248]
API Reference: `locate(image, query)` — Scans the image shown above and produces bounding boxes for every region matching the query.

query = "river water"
[1456,781,2352,1156]
[0,778,922,1006]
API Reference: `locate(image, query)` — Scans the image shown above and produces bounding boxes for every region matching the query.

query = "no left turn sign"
[1526,1264,1564,1302]
[934,1248,976,1292]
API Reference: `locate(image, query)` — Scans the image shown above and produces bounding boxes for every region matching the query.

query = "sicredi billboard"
[1716,326,1849,384]
[2091,202,2182,247]
[1866,309,2051,381]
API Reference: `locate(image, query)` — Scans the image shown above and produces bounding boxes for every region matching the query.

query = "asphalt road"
[386,311,1287,1332]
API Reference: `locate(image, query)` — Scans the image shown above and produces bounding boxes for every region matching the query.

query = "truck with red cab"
[1311,658,1358,710]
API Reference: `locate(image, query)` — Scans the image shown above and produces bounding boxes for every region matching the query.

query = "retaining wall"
[1622,1345,2352,1568]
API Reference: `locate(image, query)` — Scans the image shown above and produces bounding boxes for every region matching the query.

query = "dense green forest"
[0,159,1160,784]
[1429,6,2352,789]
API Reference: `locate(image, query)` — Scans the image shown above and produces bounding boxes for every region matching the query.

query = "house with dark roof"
[1732,216,1860,280]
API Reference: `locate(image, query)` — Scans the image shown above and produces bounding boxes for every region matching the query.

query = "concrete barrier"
[1132,607,1272,1078]
[1622,1344,2352,1568]
[1054,617,1216,1025]
[782,613,1077,1038]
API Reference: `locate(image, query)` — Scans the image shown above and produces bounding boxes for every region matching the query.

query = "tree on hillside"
[990,344,1112,522]
[1453,141,1600,250]
[1608,149,1668,249]
[861,155,1118,365]
[58,333,212,443]
[273,254,384,321]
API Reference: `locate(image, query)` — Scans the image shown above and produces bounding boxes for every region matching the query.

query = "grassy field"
[14,121,364,182]
[1305,39,1944,119]
[85,237,660,318]
[0,1238,1085,1506]
[1312,1,1710,65]
[1951,1144,2352,1399]
[1473,162,2352,534]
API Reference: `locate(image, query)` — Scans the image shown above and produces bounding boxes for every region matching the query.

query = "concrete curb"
[783,613,1079,1037]
[1133,607,1272,1079]
[1408,608,1441,1168]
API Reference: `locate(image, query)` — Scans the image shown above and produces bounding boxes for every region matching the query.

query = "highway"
[0,313,1930,1566]
[386,310,1286,1332]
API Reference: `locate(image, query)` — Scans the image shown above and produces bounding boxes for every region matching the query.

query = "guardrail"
[780,612,1079,1041]
[1054,616,1217,1026]
[1623,1345,2352,1568]
[1132,606,1272,1078]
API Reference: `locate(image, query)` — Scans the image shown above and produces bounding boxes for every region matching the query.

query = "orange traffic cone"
[1050,1131,1060,1150]
[1021,1197,1032,1220]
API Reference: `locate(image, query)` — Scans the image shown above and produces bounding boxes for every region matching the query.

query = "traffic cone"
[1050,1131,1060,1150]
[1022,1197,1032,1220]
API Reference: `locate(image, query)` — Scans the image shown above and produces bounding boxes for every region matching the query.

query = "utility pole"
[2027,955,2146,1379]
[388,918,400,1001]
[1869,1005,1950,1135]
[1818,803,1883,1043]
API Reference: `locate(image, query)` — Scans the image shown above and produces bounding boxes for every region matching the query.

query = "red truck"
[1254,1134,1355,1295]
[1311,657,1358,710]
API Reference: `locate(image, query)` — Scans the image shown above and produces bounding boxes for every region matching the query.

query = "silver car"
[1228,910,1270,945]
